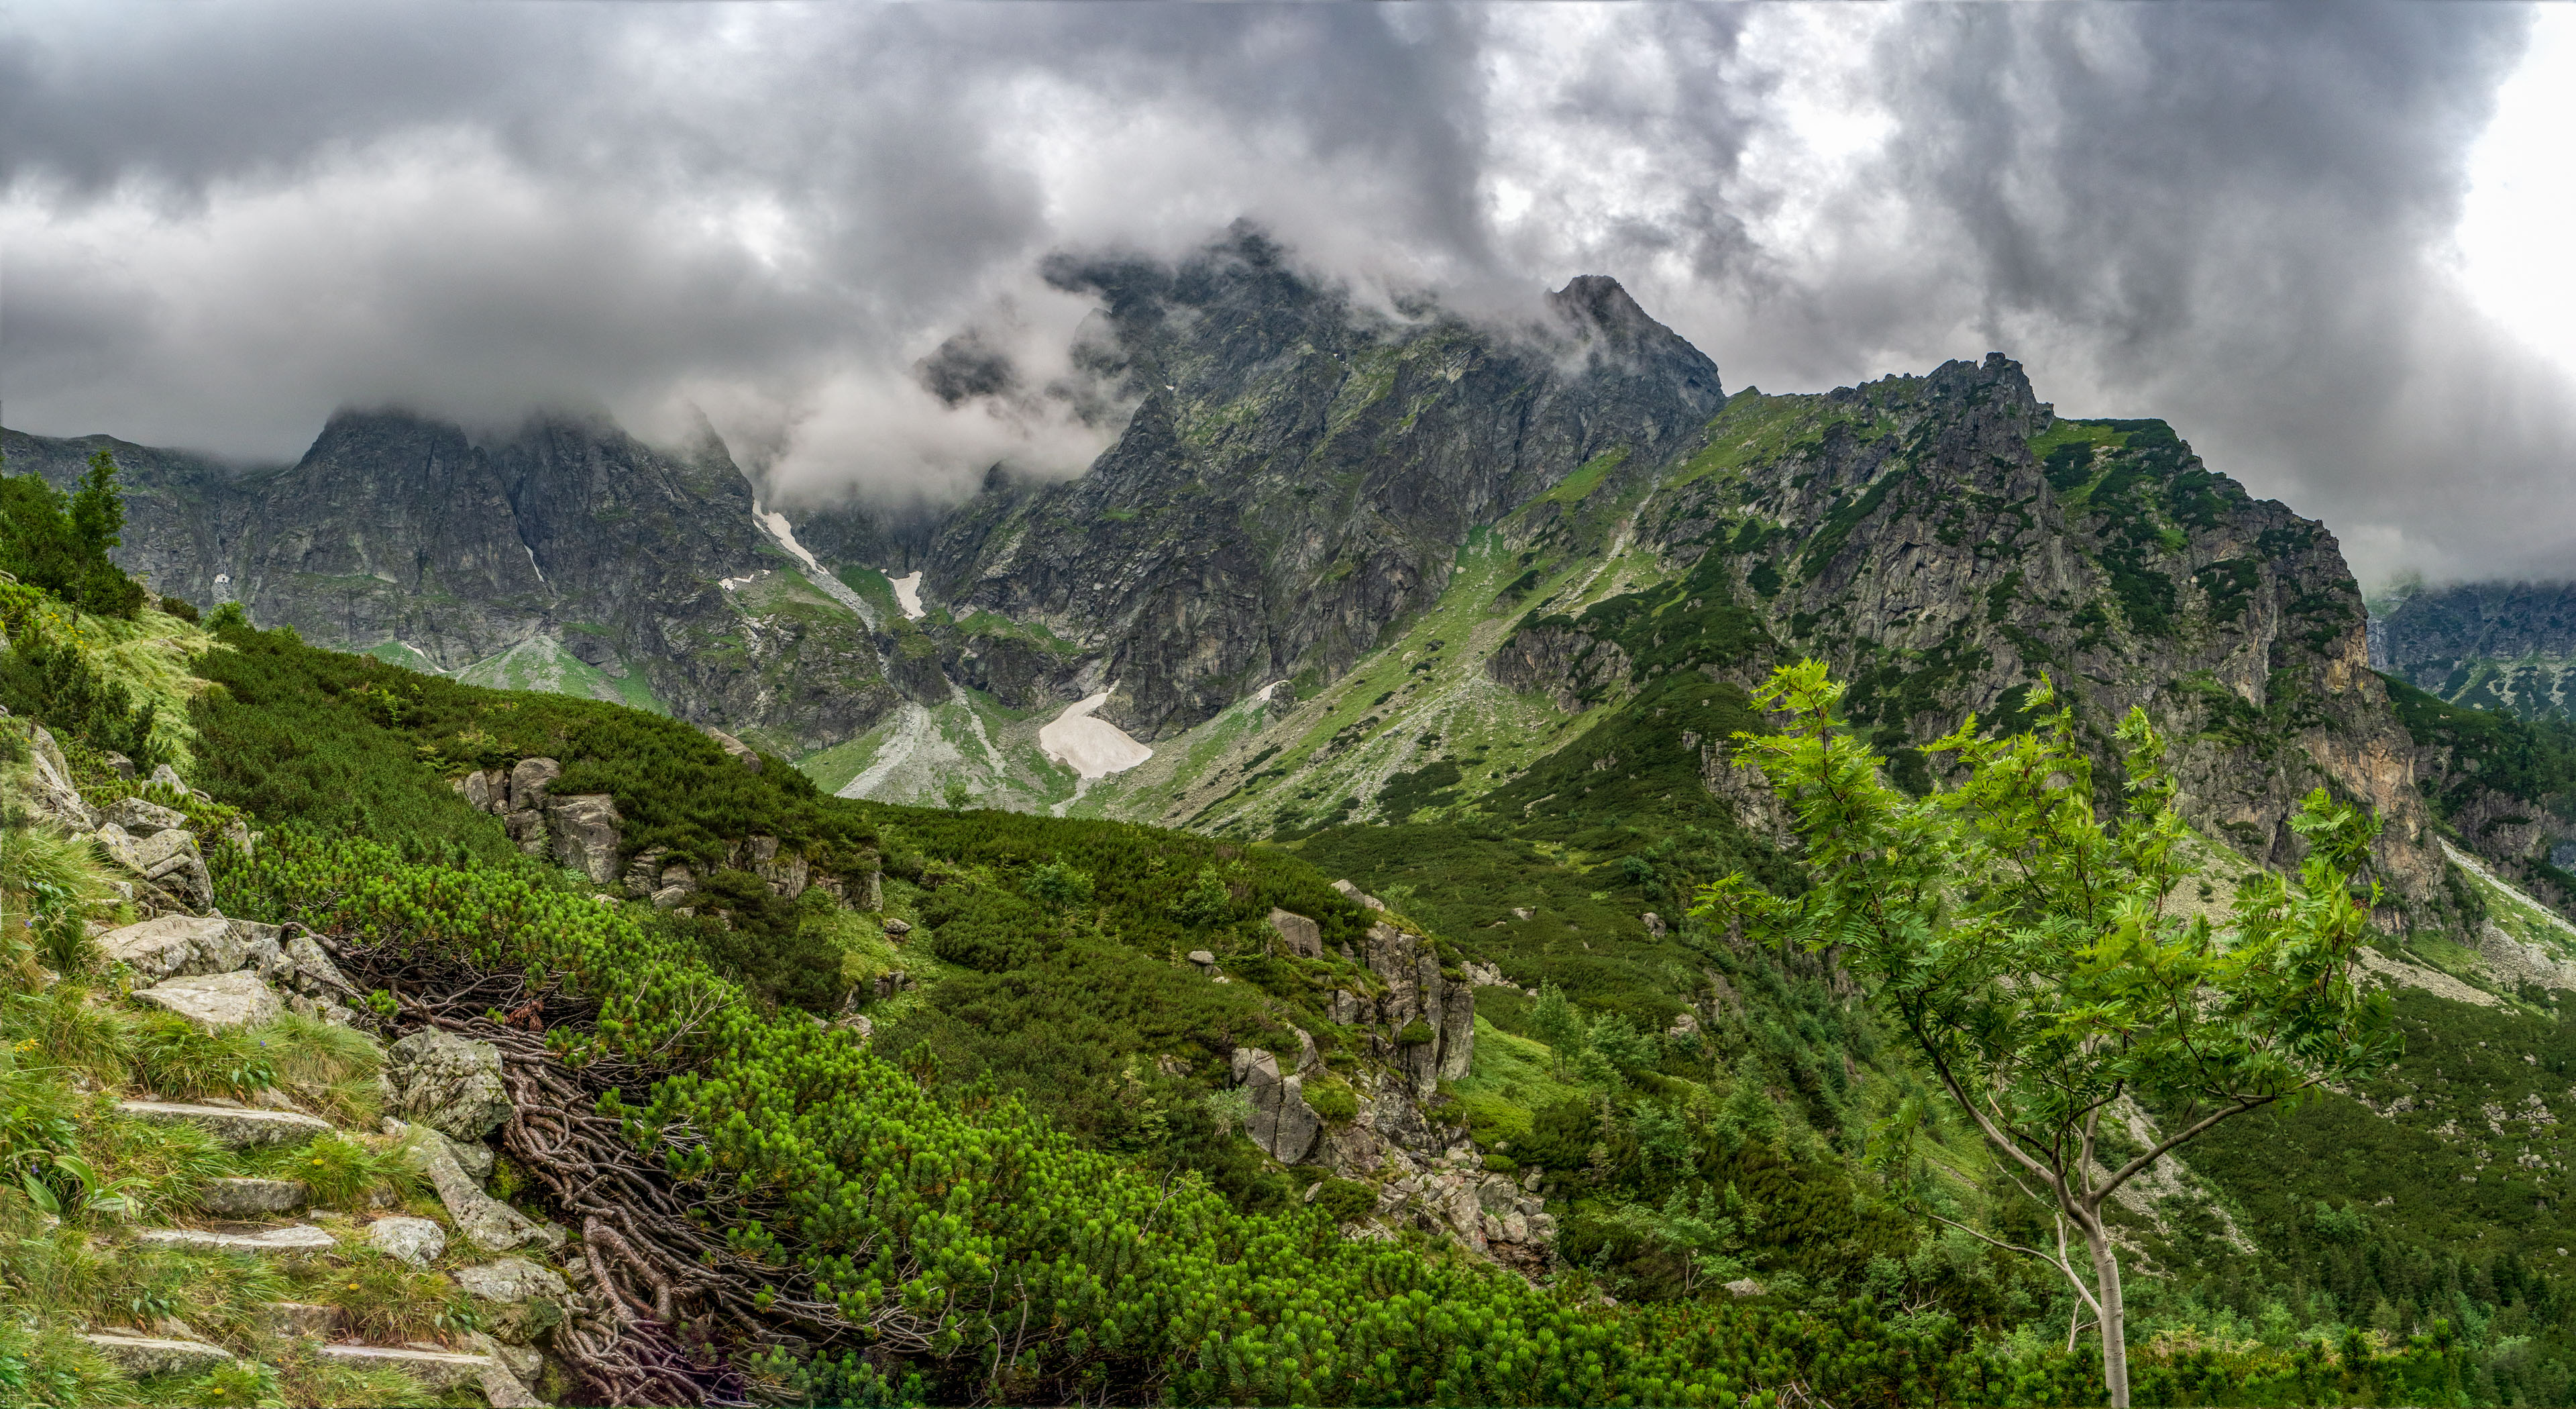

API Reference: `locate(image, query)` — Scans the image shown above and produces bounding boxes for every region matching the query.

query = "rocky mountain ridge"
[0,230,2527,931]
[3,413,897,755]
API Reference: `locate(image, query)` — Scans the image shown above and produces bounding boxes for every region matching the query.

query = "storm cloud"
[0,2,2561,582]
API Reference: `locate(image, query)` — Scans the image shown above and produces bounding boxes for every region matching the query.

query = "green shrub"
[1311,1177,1376,1224]
[0,614,163,770]
[685,870,848,1012]
[1303,1075,1358,1123]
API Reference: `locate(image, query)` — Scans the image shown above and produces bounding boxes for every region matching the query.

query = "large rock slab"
[100,915,239,982]
[136,971,282,1031]
[545,793,623,885]
[137,1224,337,1255]
[385,1029,511,1139]
[82,1333,234,1376]
[401,1124,555,1253]
[119,1100,334,1148]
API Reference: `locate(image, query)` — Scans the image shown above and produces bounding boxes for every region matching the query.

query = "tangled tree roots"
[334,939,870,1408]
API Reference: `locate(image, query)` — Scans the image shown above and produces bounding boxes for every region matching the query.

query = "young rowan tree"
[1694,662,2398,1408]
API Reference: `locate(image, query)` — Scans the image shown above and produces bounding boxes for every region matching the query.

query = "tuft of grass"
[80,1099,230,1223]
[243,1130,420,1212]
[292,1246,480,1346]
[0,821,121,985]
[273,1351,437,1408]
[129,1011,278,1100]
[2,984,135,1086]
[263,1012,386,1127]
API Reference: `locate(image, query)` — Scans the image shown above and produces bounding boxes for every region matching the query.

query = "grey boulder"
[366,1215,447,1267]
[545,793,623,885]
[1268,908,1323,959]
[452,1257,570,1343]
[385,1030,512,1139]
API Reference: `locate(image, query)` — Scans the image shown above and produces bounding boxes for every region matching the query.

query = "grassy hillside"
[16,452,2576,1404]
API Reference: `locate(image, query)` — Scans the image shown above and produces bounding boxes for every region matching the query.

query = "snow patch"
[887,571,926,620]
[752,505,824,573]
[718,575,755,591]
[1040,691,1153,778]
[1251,679,1292,703]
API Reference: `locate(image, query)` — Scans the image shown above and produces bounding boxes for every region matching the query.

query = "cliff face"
[914,232,1727,740]
[3,415,898,754]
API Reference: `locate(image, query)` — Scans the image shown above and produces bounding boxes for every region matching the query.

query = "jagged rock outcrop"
[18,723,97,832]
[1230,1047,1325,1165]
[1267,908,1322,958]
[1329,921,1474,1096]
[547,793,623,884]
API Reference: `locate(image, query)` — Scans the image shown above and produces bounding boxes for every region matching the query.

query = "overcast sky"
[3,1,2571,586]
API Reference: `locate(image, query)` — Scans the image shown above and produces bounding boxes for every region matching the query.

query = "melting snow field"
[1040,692,1152,778]
[888,570,926,619]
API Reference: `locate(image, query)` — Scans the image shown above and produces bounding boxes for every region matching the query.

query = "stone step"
[80,1332,234,1377]
[199,1176,308,1216]
[261,1302,337,1339]
[118,1100,333,1148]
[316,1343,537,1403]
[136,1224,336,1255]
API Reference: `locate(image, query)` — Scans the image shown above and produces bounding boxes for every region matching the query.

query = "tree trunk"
[2086,1224,2131,1409]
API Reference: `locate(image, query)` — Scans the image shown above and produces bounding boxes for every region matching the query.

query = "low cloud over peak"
[3,2,2567,584]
